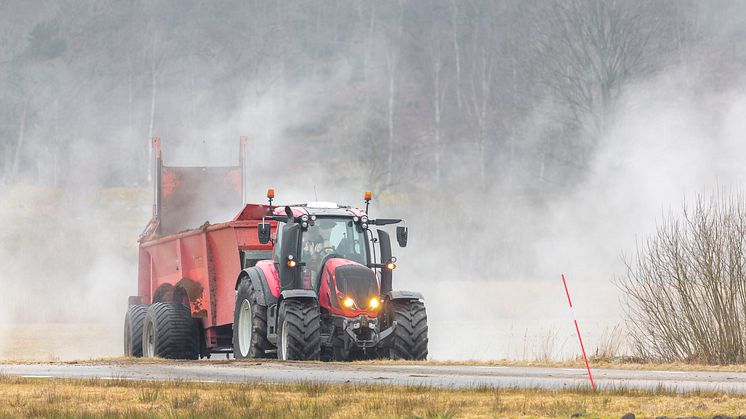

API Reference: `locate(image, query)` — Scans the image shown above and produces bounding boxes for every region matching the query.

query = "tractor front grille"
[334,264,378,306]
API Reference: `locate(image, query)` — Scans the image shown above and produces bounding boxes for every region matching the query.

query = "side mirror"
[258,222,271,244]
[396,226,408,248]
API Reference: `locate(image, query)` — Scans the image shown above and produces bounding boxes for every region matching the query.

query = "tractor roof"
[273,203,366,218]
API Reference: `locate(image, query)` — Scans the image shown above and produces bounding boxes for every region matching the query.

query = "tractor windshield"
[302,218,367,288]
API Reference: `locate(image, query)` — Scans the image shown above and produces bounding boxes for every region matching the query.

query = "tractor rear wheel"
[387,300,428,360]
[124,304,149,357]
[142,302,198,359]
[233,279,272,359]
[277,299,321,361]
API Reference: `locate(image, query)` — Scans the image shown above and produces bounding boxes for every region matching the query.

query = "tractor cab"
[268,203,387,322]
[270,203,370,292]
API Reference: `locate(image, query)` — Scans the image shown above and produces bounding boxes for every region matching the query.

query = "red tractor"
[124,138,428,361]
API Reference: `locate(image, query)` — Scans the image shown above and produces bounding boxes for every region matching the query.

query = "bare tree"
[531,0,661,160]
[620,192,746,364]
[424,18,450,184]
[382,1,403,188]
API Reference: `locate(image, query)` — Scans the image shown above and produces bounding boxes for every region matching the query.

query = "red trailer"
[125,138,427,360]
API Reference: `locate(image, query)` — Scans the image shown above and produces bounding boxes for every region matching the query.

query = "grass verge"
[0,375,741,418]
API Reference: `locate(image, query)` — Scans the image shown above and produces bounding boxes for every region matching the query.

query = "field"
[0,374,743,418]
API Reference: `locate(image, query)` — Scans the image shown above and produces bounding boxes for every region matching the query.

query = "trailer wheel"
[124,304,149,357]
[233,279,272,359]
[142,302,198,359]
[387,300,428,360]
[277,299,321,361]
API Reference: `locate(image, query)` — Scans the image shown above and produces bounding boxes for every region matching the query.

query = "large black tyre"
[233,279,272,359]
[142,302,198,359]
[124,304,148,357]
[277,299,321,361]
[387,300,428,360]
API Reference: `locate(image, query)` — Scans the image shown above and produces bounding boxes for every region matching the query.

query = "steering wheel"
[320,246,336,256]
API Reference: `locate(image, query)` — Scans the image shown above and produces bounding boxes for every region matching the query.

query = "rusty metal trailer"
[126,138,277,357]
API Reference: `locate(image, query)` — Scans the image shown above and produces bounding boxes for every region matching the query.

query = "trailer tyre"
[277,299,321,361]
[233,279,272,359]
[387,300,428,360]
[124,304,149,357]
[142,302,198,360]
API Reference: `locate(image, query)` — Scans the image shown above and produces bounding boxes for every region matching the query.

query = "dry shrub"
[620,192,746,364]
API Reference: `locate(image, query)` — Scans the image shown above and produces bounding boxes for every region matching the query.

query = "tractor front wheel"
[124,304,149,357]
[277,299,321,361]
[387,300,428,360]
[233,279,271,359]
[142,302,198,359]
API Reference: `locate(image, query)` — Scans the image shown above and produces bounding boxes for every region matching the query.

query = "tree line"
[0,1,741,204]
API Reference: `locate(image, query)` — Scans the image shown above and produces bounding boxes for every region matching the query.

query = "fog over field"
[1,0,745,360]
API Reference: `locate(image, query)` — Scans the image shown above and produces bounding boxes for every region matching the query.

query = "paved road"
[2,361,745,393]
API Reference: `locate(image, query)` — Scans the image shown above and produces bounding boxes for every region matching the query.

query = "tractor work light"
[301,214,309,222]
[361,223,368,229]
[343,297,355,308]
[361,215,368,223]
[369,297,380,310]
[301,222,308,228]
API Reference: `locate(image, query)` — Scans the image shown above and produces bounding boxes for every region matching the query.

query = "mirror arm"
[372,218,402,226]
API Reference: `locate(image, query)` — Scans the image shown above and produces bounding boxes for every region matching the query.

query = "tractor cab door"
[278,222,303,291]
[377,229,393,296]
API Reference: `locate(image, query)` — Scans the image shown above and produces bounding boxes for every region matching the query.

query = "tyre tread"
[279,299,321,360]
[388,300,428,360]
[144,302,198,360]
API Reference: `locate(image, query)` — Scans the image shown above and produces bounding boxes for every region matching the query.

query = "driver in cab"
[302,219,337,283]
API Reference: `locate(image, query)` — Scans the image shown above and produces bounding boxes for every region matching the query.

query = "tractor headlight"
[353,216,359,222]
[361,223,368,229]
[361,216,368,224]
[301,221,308,228]
[369,297,380,310]
[343,297,355,308]
[301,214,309,222]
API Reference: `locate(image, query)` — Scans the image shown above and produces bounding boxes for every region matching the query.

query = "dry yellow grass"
[0,375,742,418]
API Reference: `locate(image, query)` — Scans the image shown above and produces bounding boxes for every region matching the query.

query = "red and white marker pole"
[562,273,596,391]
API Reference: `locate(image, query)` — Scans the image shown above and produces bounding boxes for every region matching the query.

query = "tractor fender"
[386,290,424,301]
[280,289,318,301]
[235,267,278,307]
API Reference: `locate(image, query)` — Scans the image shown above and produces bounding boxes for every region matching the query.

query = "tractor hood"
[320,258,380,314]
